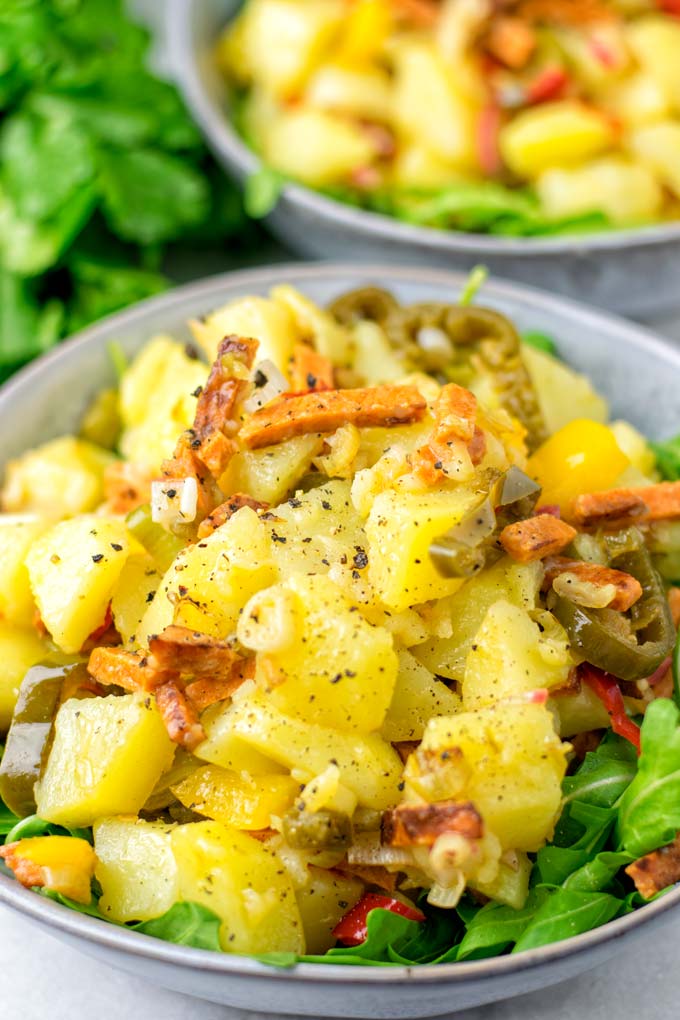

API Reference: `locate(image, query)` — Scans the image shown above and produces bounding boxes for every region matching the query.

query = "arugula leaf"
[4,814,92,845]
[457,889,549,960]
[562,851,633,893]
[651,435,680,482]
[513,889,622,953]
[244,165,286,219]
[617,698,680,857]
[99,149,209,246]
[133,902,222,951]
[39,889,107,920]
[522,331,557,356]
[0,799,19,838]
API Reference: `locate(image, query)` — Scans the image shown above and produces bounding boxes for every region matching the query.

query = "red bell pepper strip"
[332,894,425,947]
[477,103,502,177]
[526,67,569,105]
[581,664,641,754]
[658,0,680,17]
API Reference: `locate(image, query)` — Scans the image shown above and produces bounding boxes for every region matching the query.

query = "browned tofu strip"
[184,658,254,712]
[500,513,577,563]
[155,679,205,751]
[103,462,155,515]
[289,343,334,392]
[626,833,680,900]
[240,385,427,449]
[197,494,270,539]
[571,482,680,528]
[193,334,259,442]
[88,646,175,693]
[543,557,643,613]
[148,625,239,679]
[381,800,483,848]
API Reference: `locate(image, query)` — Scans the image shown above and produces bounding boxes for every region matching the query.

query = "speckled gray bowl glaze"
[165,0,680,320]
[1,264,680,1017]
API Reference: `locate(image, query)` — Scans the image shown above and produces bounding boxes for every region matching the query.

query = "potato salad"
[2,282,680,964]
[221,0,680,236]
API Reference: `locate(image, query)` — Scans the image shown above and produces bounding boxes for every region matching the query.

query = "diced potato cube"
[553,24,629,87]
[35,693,175,827]
[352,321,407,384]
[295,866,364,954]
[242,574,398,732]
[392,144,467,188]
[381,650,460,742]
[220,435,323,506]
[463,602,572,710]
[0,514,49,625]
[393,42,476,167]
[25,518,129,652]
[119,337,206,471]
[551,683,609,738]
[172,765,299,830]
[627,121,680,197]
[26,516,129,653]
[218,686,403,809]
[196,703,285,776]
[422,702,567,851]
[499,101,614,178]
[306,64,393,122]
[521,345,608,435]
[271,285,355,367]
[365,487,479,611]
[111,553,162,648]
[536,157,662,225]
[94,817,179,922]
[610,421,657,479]
[412,558,541,682]
[470,850,532,910]
[193,296,299,375]
[626,16,680,111]
[236,0,343,99]
[1,436,115,518]
[137,506,277,646]
[264,108,376,186]
[171,820,304,954]
[0,622,48,731]
[602,71,670,128]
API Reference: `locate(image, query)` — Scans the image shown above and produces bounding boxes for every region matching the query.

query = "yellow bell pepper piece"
[337,0,391,65]
[0,836,95,904]
[527,419,629,514]
[172,765,299,831]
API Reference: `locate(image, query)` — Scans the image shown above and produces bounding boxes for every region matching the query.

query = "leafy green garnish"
[651,434,680,481]
[244,165,286,219]
[513,889,622,953]
[4,814,92,845]
[617,698,680,857]
[522,331,558,356]
[459,265,488,307]
[133,902,222,951]
[0,0,249,377]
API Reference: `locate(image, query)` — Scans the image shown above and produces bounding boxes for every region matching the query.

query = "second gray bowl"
[166,0,680,320]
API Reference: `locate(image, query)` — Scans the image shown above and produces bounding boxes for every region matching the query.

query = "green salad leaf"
[522,331,557,356]
[617,698,680,857]
[133,902,222,951]
[513,889,623,953]
[244,165,286,219]
[651,434,680,482]
[457,889,549,960]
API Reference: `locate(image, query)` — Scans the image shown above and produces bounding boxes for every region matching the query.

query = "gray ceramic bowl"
[165,0,680,320]
[1,264,680,1017]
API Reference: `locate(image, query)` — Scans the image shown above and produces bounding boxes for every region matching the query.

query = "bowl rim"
[166,0,680,259]
[1,259,680,983]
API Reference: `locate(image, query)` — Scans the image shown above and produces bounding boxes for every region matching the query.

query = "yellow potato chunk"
[0,515,49,625]
[602,71,670,128]
[216,686,402,809]
[0,622,48,731]
[26,516,129,653]
[463,602,572,710]
[392,144,467,188]
[627,121,680,198]
[94,817,179,922]
[193,296,298,374]
[626,16,680,112]
[470,851,532,910]
[412,558,541,682]
[171,820,304,954]
[271,285,354,366]
[536,158,662,225]
[264,108,376,186]
[381,650,460,742]
[551,684,609,738]
[521,345,608,435]
[119,337,206,471]
[220,435,323,507]
[172,765,299,830]
[295,866,364,954]
[366,487,482,611]
[111,553,162,647]
[196,703,285,776]
[236,0,343,99]
[306,64,393,122]
[137,506,277,646]
[499,101,614,178]
[1,436,114,518]
[242,574,398,732]
[36,693,175,827]
[393,42,475,166]
[422,702,567,851]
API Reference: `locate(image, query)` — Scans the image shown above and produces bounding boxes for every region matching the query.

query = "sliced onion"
[242,359,288,414]
[151,477,197,529]
[346,832,413,868]
[426,877,465,909]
